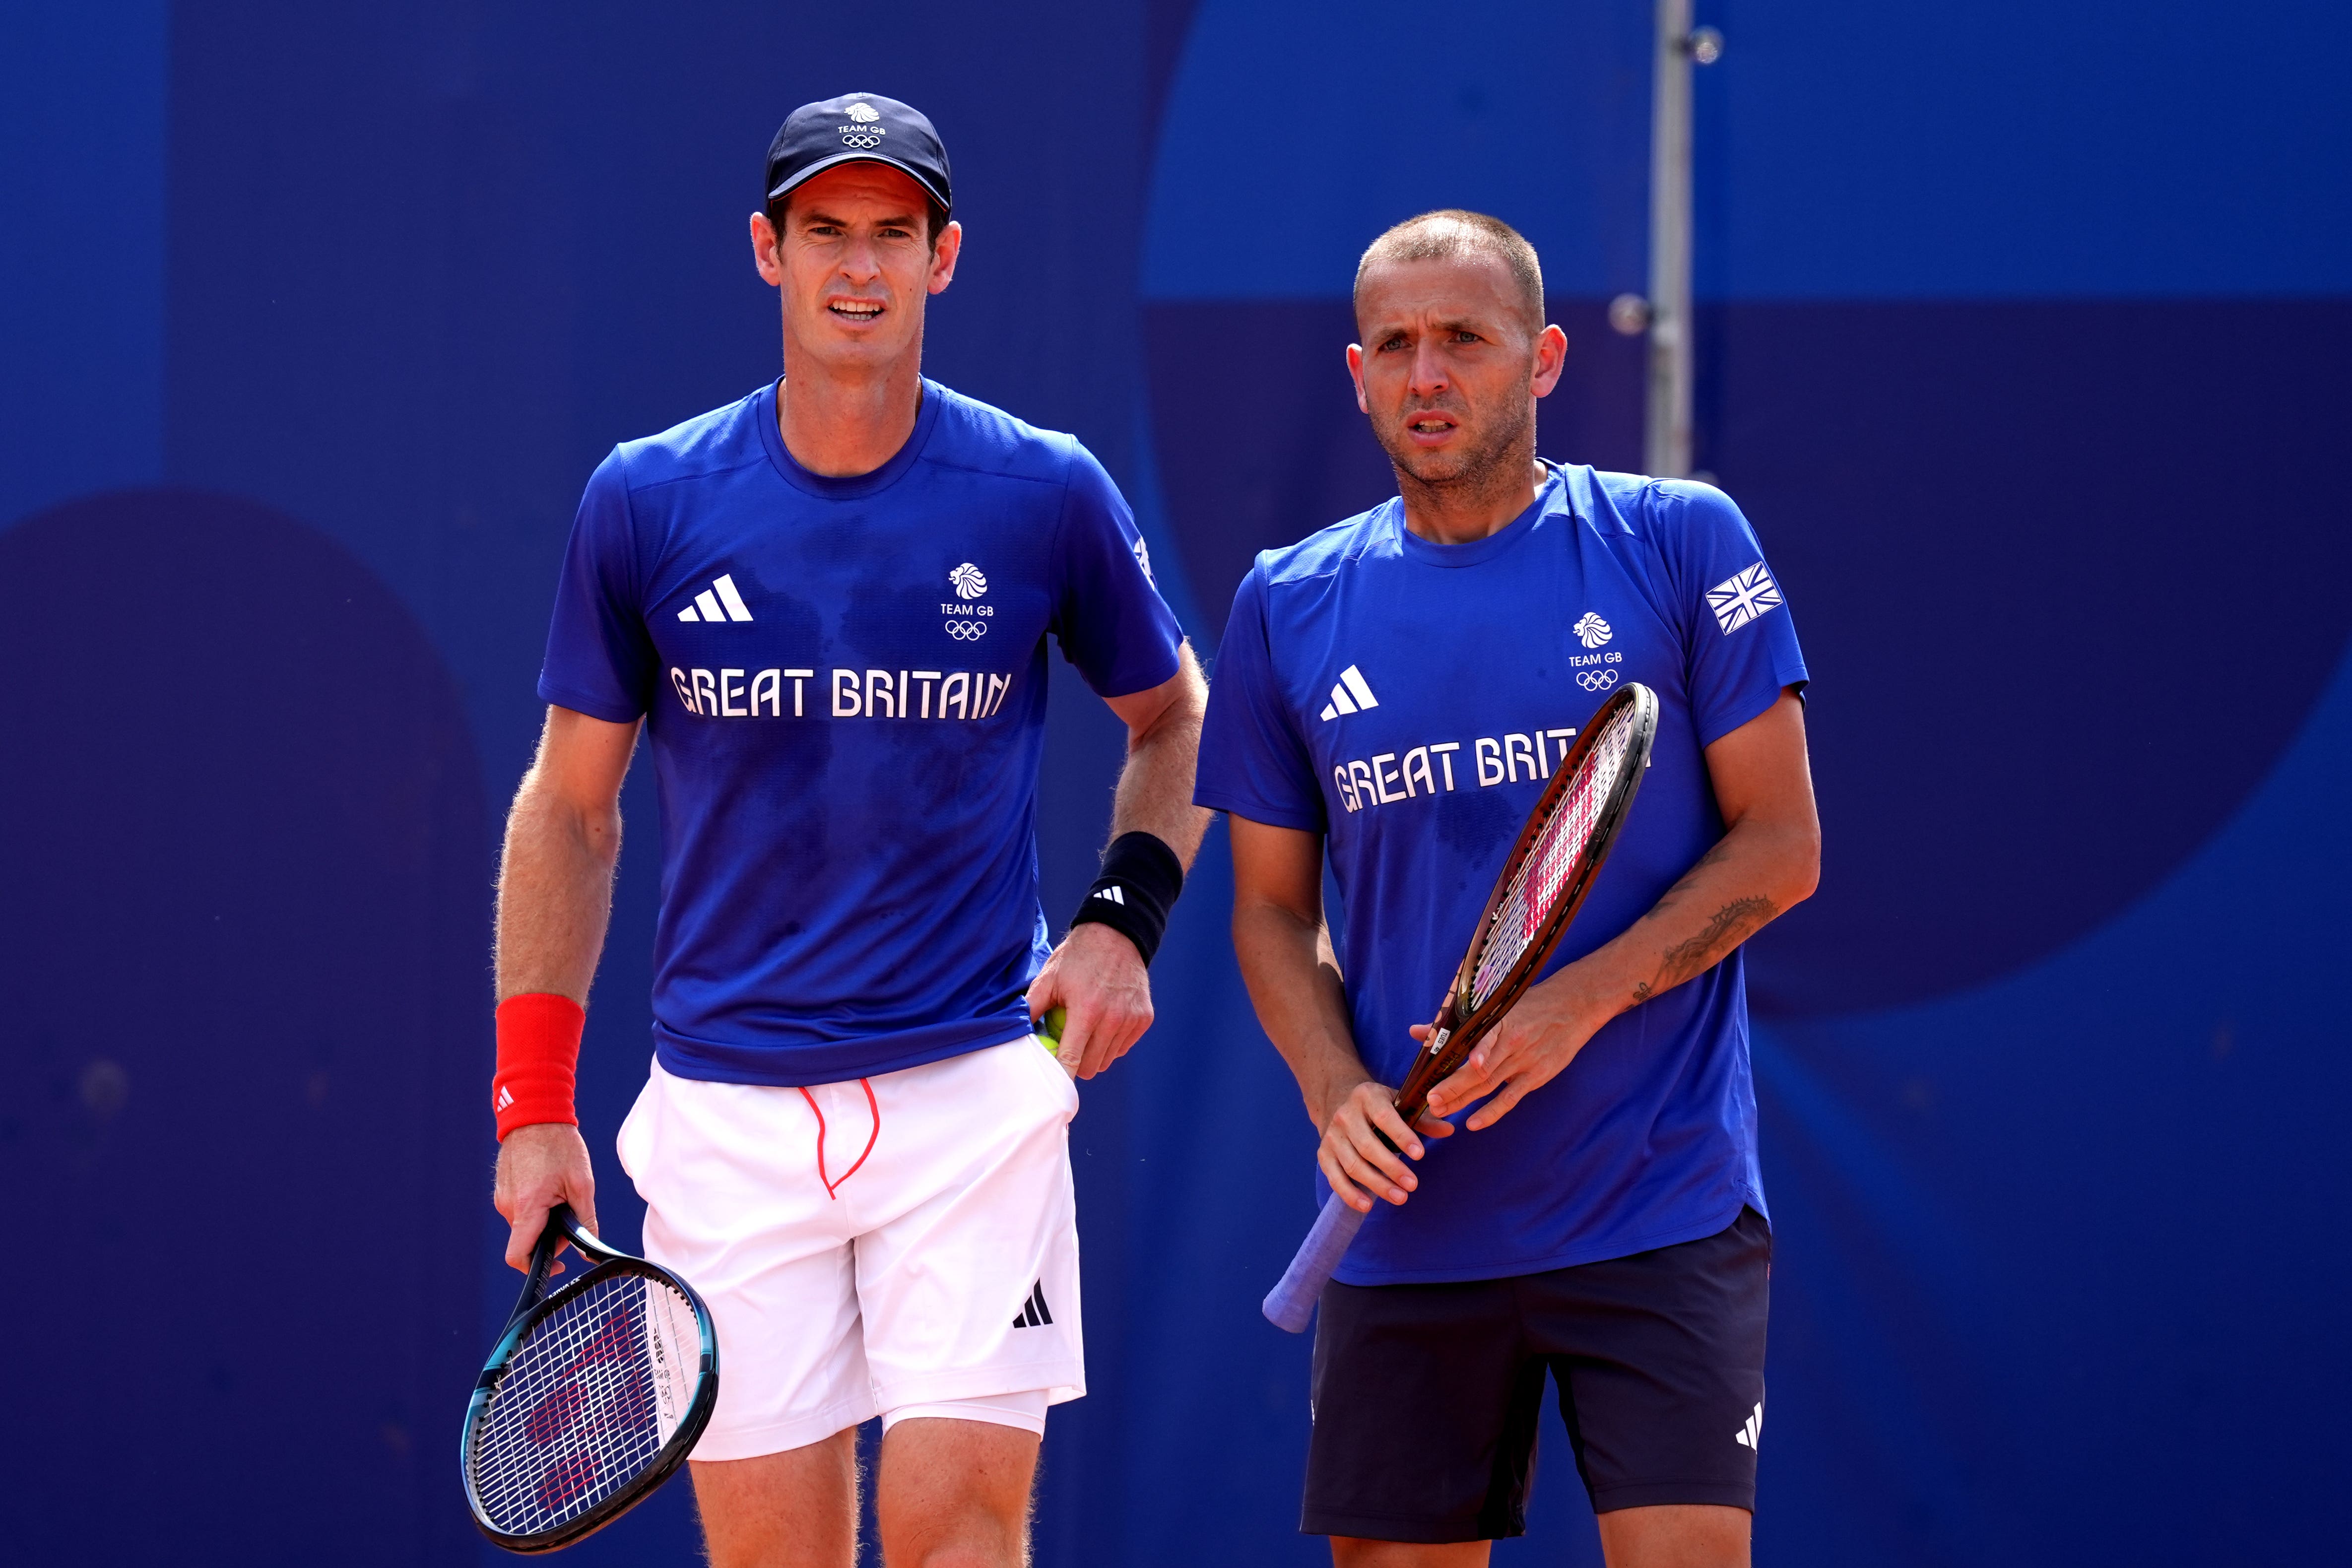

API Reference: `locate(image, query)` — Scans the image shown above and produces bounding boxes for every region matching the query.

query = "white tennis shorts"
[615,1033,1084,1462]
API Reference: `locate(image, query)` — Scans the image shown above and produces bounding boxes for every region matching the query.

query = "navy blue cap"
[764,93,952,218]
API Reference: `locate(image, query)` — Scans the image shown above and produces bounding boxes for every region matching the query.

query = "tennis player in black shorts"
[1196,210,1819,1566]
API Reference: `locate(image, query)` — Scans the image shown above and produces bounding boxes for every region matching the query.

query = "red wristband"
[493,993,584,1141]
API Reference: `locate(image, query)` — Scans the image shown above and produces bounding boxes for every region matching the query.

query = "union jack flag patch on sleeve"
[1706,562,1783,634]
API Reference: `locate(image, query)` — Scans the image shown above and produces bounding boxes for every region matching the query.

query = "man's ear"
[926,219,963,295]
[750,211,785,288]
[1346,342,1370,414]
[1531,323,1568,398]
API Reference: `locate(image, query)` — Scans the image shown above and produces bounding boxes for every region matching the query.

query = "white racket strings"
[1471,710,1637,1006]
[470,1273,691,1534]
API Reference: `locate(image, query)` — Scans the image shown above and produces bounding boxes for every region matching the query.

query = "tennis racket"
[1262,680,1660,1332]
[461,1204,719,1553]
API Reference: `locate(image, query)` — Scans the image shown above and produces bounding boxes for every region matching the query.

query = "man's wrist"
[1067,831,1184,965]
[1309,1068,1377,1129]
[1539,950,1635,1030]
[492,993,585,1141]
[1064,919,1144,962]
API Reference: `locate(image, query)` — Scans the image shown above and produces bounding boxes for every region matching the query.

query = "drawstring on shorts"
[797,1079,880,1199]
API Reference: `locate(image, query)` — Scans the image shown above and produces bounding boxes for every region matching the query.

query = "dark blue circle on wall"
[1708,299,2352,1012]
[0,490,489,1565]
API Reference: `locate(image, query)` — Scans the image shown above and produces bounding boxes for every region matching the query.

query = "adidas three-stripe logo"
[1011,1280,1054,1329]
[1318,664,1378,722]
[677,573,754,623]
[1091,886,1125,906]
[1733,1401,1764,1451]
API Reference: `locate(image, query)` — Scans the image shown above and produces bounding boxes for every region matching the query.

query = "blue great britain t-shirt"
[1195,463,1808,1283]
[539,379,1183,1087]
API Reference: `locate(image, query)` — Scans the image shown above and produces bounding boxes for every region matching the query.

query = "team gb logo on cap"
[840,101,885,149]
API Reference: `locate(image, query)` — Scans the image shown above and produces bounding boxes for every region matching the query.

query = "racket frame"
[460,1204,720,1555]
[1390,681,1659,1122]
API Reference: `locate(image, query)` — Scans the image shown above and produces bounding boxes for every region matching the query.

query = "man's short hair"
[1354,210,1544,337]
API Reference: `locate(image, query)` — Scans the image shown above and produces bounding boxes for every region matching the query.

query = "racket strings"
[1469,711,1637,1006]
[470,1272,695,1535]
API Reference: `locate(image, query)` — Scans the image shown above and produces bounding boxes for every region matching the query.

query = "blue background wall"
[3,3,2345,1564]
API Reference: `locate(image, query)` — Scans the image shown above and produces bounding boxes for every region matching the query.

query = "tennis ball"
[1042,1005,1067,1046]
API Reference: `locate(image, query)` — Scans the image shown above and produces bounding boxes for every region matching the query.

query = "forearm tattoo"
[1631,896,1778,1004]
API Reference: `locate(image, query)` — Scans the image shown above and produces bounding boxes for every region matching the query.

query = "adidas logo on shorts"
[1011,1280,1054,1329]
[1734,1400,1764,1451]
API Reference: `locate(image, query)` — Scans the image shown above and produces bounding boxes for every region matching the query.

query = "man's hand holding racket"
[1315,1078,1454,1213]
[1326,955,1630,1210]
[1418,961,1618,1131]
[494,1121,598,1275]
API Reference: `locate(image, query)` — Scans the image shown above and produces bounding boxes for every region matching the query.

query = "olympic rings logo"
[945,620,988,641]
[1575,668,1619,692]
[840,131,883,149]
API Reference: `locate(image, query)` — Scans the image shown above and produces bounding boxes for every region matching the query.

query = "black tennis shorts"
[1302,1206,1770,1543]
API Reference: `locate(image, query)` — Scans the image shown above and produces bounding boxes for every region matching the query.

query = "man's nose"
[1407,339,1450,398]
[839,236,883,282]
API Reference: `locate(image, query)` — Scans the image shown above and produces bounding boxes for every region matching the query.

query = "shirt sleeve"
[1048,440,1185,699]
[1194,563,1327,832]
[1650,479,1810,747]
[536,450,658,722]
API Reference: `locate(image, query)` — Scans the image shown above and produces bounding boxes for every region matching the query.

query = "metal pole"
[1645,0,1695,479]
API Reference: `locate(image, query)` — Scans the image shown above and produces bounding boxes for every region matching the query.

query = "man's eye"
[1380,336,1408,352]
[1453,330,1481,344]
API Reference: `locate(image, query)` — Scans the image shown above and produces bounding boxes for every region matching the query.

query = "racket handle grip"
[1262,1192,1368,1333]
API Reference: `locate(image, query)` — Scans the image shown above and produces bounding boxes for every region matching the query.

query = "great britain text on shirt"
[1332,725,1581,811]
[666,665,1015,720]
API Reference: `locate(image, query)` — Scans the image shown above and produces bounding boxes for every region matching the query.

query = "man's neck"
[1398,457,1550,547]
[775,349,926,478]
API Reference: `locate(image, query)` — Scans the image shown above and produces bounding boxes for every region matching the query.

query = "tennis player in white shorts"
[483,91,1208,1568]
[618,1035,1086,1455]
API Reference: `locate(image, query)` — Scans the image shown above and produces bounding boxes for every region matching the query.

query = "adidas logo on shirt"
[1733,1400,1764,1451]
[676,573,755,623]
[1318,664,1379,722]
[1011,1279,1054,1329]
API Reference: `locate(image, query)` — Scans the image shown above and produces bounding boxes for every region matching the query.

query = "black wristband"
[1067,831,1185,966]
